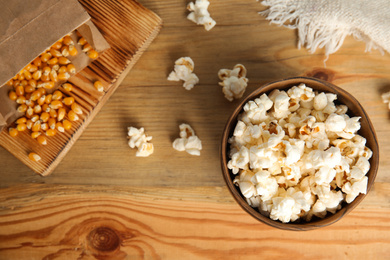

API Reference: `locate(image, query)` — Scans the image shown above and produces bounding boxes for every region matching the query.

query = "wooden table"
[1,0,390,258]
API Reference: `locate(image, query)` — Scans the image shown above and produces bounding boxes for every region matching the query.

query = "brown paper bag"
[0,0,110,131]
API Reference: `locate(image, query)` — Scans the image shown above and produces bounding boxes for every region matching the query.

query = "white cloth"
[260,0,390,57]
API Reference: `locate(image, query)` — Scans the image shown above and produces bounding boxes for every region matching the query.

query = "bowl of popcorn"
[221,77,379,230]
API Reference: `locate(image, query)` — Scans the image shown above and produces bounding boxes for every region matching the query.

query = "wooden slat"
[0,0,162,176]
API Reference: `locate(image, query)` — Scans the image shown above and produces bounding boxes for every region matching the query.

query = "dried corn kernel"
[50,48,62,58]
[63,36,74,46]
[49,109,57,118]
[16,96,26,104]
[29,80,37,88]
[32,70,42,81]
[52,41,62,50]
[50,69,58,82]
[16,117,27,124]
[31,114,40,123]
[28,152,41,162]
[15,85,24,96]
[63,119,72,130]
[32,121,41,132]
[34,104,42,114]
[71,103,83,114]
[29,65,38,73]
[50,100,63,109]
[63,97,74,106]
[41,122,48,131]
[23,70,32,80]
[56,122,65,132]
[17,104,28,113]
[40,53,52,63]
[52,90,63,100]
[30,90,42,101]
[40,112,50,122]
[82,43,92,52]
[17,123,27,132]
[58,72,70,81]
[9,128,18,137]
[78,37,87,45]
[57,108,66,121]
[42,104,50,113]
[25,85,35,93]
[58,57,70,65]
[68,45,78,56]
[9,91,17,101]
[26,107,34,118]
[58,66,67,74]
[48,118,56,129]
[87,50,99,59]
[67,64,76,74]
[61,46,69,57]
[31,131,41,139]
[26,120,33,129]
[47,57,58,66]
[62,83,73,92]
[68,110,79,121]
[94,81,104,92]
[45,94,52,104]
[37,95,46,106]
[33,57,42,67]
[37,135,47,145]
[38,81,55,89]
[46,129,56,137]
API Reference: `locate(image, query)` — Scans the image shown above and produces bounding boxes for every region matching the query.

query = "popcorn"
[172,123,202,156]
[127,127,154,157]
[187,0,216,31]
[228,84,372,223]
[218,64,248,101]
[167,57,199,90]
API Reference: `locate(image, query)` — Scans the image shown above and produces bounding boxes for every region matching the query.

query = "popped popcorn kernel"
[227,84,372,223]
[127,127,154,157]
[173,123,202,156]
[168,57,199,90]
[187,0,216,31]
[218,64,248,101]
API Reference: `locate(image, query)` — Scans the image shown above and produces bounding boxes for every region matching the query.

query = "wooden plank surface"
[1,0,390,259]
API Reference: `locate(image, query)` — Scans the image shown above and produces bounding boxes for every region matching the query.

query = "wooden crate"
[0,0,162,176]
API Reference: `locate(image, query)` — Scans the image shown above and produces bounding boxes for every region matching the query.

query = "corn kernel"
[12,80,20,87]
[37,95,46,106]
[33,57,42,67]
[50,48,62,58]
[16,96,26,104]
[32,121,41,132]
[58,66,67,74]
[15,85,24,96]
[8,91,17,101]
[30,90,42,101]
[67,64,76,74]
[31,131,41,139]
[87,50,99,59]
[82,43,92,52]
[9,128,18,137]
[63,119,72,130]
[37,135,47,145]
[17,73,25,81]
[51,64,60,71]
[16,117,27,124]
[68,110,79,121]
[29,79,37,88]
[40,112,50,122]
[25,99,35,107]
[50,100,63,109]
[20,80,28,86]
[48,118,56,129]
[52,41,62,50]
[52,90,63,100]
[45,94,52,104]
[28,152,41,162]
[50,69,58,82]
[58,72,70,81]
[17,104,27,113]
[26,120,33,129]
[47,57,58,66]
[23,70,32,80]
[62,83,73,92]
[63,35,74,46]
[61,46,69,57]
[24,64,31,71]
[63,97,74,106]
[58,57,70,65]
[26,107,34,118]
[41,123,48,131]
[31,114,40,123]
[25,93,32,100]
[34,104,42,114]
[29,65,38,73]
[49,109,57,118]
[40,52,52,63]
[42,104,50,113]
[71,103,83,115]
[38,81,55,89]
[46,129,56,137]
[32,70,42,81]
[16,123,27,132]
[57,108,66,121]
[56,122,65,133]
[68,44,78,56]
[25,85,35,93]
[78,37,87,45]
[7,79,14,86]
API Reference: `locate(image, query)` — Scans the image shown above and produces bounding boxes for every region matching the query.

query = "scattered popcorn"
[172,123,202,156]
[187,0,216,31]
[127,127,154,157]
[228,84,372,223]
[167,57,199,90]
[218,64,248,101]
[382,91,390,109]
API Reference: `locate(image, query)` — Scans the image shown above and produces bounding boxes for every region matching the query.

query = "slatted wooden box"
[0,0,162,176]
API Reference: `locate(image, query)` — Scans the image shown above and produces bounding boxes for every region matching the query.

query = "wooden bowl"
[220,77,379,231]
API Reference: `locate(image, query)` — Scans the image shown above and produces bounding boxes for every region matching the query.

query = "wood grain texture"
[1,0,390,258]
